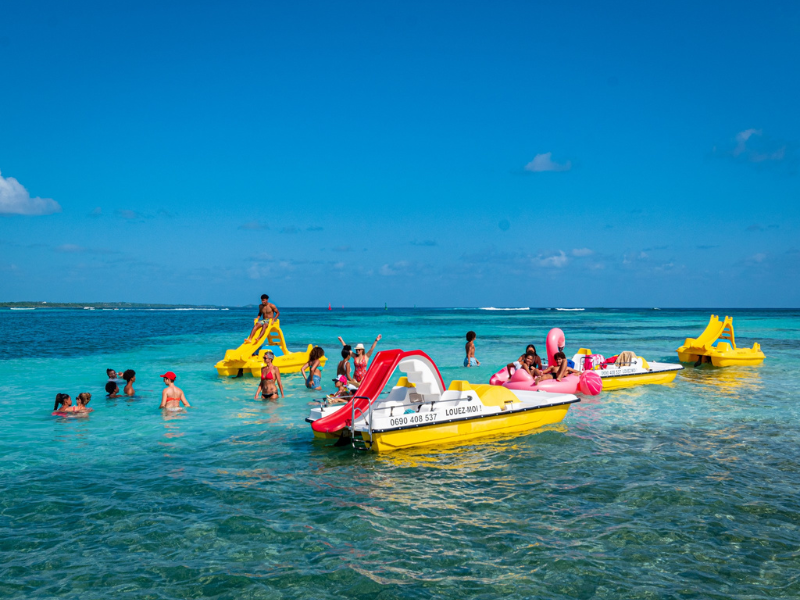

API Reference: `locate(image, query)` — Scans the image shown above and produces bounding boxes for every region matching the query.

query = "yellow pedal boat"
[307,349,579,452]
[215,319,326,376]
[569,349,683,391]
[676,315,765,367]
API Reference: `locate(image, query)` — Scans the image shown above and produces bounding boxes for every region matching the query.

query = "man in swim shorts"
[245,294,280,343]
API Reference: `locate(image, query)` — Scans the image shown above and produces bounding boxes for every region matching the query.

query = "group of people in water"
[53,292,581,414]
[52,369,190,416]
[254,333,382,401]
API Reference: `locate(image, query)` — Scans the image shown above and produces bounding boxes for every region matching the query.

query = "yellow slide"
[215,319,326,376]
[677,315,764,367]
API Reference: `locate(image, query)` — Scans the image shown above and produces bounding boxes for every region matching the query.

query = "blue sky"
[1,1,798,307]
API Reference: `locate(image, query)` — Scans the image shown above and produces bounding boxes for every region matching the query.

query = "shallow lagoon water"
[1,307,799,599]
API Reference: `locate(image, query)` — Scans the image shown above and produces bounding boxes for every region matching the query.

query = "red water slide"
[311,349,445,434]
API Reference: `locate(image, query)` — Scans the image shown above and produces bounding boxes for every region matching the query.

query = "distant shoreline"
[0,302,223,309]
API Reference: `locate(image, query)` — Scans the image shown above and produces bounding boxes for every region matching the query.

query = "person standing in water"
[245,294,280,343]
[159,371,191,410]
[464,331,480,367]
[301,347,324,391]
[255,351,284,400]
[338,334,381,383]
[122,370,136,396]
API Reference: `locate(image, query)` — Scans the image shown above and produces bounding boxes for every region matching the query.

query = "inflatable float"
[306,349,580,452]
[215,319,326,377]
[489,328,603,395]
[676,315,765,367]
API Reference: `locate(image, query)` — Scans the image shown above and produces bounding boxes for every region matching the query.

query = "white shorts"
[513,361,522,369]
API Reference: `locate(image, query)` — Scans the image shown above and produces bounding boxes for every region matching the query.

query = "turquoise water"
[1,307,799,599]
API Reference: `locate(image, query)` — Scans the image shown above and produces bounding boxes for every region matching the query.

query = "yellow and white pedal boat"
[677,315,765,367]
[215,319,326,376]
[569,348,683,391]
[307,349,579,452]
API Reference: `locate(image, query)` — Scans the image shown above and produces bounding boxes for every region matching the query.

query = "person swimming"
[159,371,191,411]
[301,347,324,391]
[122,370,136,396]
[255,351,284,400]
[105,381,121,398]
[53,393,73,413]
[75,393,93,413]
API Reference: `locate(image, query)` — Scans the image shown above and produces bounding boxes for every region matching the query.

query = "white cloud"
[729,129,786,163]
[734,128,762,156]
[524,153,572,173]
[0,170,61,215]
[379,260,410,276]
[535,251,568,268]
[571,248,594,257]
[750,252,767,263]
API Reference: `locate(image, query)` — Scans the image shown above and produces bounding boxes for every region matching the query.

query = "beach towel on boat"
[615,351,637,367]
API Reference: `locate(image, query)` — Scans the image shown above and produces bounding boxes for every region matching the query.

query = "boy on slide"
[245,294,280,343]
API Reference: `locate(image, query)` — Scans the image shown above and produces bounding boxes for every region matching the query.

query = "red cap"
[160,371,177,380]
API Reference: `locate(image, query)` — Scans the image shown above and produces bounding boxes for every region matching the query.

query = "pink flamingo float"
[489,328,602,395]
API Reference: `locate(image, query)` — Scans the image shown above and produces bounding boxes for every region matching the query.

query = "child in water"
[122,370,136,396]
[301,347,324,391]
[464,331,480,367]
[159,371,191,411]
[53,393,73,413]
[75,393,93,413]
[538,352,580,382]
[105,381,121,398]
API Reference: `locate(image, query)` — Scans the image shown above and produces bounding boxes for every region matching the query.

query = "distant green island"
[1,302,225,309]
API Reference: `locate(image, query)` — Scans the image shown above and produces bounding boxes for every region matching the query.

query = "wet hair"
[77,393,92,407]
[527,345,537,354]
[263,351,275,360]
[122,369,135,382]
[309,346,324,362]
[554,352,566,361]
[106,369,116,377]
[105,381,118,394]
[466,331,477,342]
[341,346,351,359]
[54,393,70,411]
[261,294,269,300]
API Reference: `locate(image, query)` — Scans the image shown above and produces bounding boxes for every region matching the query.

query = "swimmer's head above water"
[122,369,135,383]
[77,393,92,408]
[105,381,119,396]
[106,368,117,379]
[160,371,177,384]
[53,393,71,411]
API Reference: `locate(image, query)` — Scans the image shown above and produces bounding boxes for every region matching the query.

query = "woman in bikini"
[159,371,191,411]
[255,351,284,400]
[338,334,381,383]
